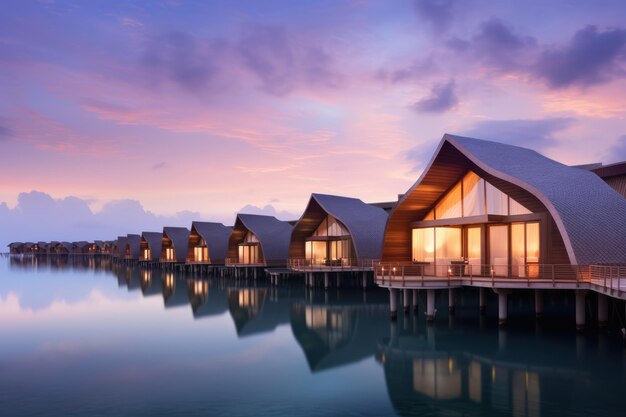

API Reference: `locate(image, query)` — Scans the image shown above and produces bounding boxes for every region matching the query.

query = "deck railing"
[288,258,378,271]
[375,262,591,286]
[375,262,626,294]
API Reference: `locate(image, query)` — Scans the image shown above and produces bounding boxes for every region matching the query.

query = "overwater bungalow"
[288,193,388,271]
[113,236,127,259]
[377,134,626,325]
[47,241,59,255]
[187,221,232,264]
[124,234,141,261]
[56,242,73,255]
[161,227,190,264]
[7,242,25,254]
[92,241,104,254]
[34,242,47,254]
[227,214,293,267]
[72,241,91,255]
[139,232,163,262]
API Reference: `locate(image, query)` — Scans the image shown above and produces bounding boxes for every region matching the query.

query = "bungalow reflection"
[377,318,623,417]
[186,279,229,319]
[161,272,190,309]
[290,291,390,372]
[227,287,293,336]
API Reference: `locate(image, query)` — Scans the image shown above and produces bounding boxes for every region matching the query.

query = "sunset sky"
[2,0,626,243]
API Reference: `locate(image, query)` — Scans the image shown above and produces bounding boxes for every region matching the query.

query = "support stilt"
[426,289,435,323]
[389,288,398,320]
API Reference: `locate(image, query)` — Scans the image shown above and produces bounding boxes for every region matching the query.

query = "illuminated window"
[194,246,209,262]
[489,225,508,276]
[427,171,531,220]
[313,215,349,237]
[412,228,435,262]
[436,182,462,219]
[462,171,485,216]
[165,247,175,261]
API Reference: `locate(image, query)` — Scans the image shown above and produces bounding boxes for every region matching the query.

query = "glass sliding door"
[511,223,525,277]
[435,227,462,276]
[465,226,481,275]
[526,222,540,277]
[489,225,508,276]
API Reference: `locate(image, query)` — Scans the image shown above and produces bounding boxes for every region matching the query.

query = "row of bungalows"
[8,134,626,282]
[99,193,390,276]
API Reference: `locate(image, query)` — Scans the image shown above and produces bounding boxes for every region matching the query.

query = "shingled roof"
[141,232,163,261]
[228,214,293,263]
[290,193,388,260]
[125,234,141,259]
[162,227,190,262]
[190,221,232,264]
[385,134,626,265]
[115,236,127,258]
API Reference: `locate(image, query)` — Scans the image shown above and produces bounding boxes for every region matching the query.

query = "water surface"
[1,255,625,417]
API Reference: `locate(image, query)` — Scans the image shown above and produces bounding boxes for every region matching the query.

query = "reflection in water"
[3,256,626,417]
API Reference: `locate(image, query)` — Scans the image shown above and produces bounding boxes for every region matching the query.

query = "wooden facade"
[382,141,571,267]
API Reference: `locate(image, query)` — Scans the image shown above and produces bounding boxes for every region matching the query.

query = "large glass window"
[165,247,175,261]
[435,227,462,264]
[511,223,525,277]
[436,182,462,219]
[463,172,485,216]
[486,182,508,215]
[194,246,209,262]
[466,226,481,272]
[313,215,350,237]
[305,241,327,264]
[511,222,540,277]
[489,225,509,276]
[428,171,531,220]
[412,228,435,262]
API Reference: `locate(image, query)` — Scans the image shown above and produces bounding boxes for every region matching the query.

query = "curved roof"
[290,193,388,260]
[59,241,73,253]
[229,214,293,262]
[141,232,163,260]
[115,236,127,257]
[163,227,190,262]
[191,221,232,262]
[384,134,626,264]
[125,234,141,259]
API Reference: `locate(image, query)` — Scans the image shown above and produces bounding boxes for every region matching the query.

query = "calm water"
[1,255,626,417]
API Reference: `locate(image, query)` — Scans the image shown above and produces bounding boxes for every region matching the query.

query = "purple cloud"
[534,25,626,88]
[237,25,339,96]
[413,0,457,33]
[469,18,536,71]
[413,79,458,113]
[141,31,221,92]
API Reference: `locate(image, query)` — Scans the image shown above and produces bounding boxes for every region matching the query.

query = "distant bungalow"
[139,232,163,262]
[7,242,24,254]
[113,236,127,258]
[227,214,293,267]
[56,242,73,255]
[161,227,190,264]
[124,234,141,261]
[72,241,91,255]
[187,221,232,265]
[289,193,388,271]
